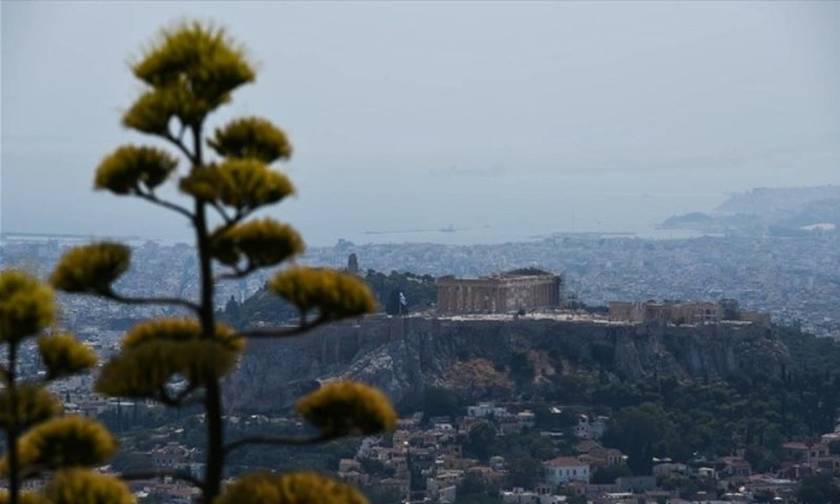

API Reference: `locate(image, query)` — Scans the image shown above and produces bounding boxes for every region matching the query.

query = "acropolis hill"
[434,268,769,326]
[226,310,790,412]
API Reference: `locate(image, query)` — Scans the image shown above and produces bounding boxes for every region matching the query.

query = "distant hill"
[661,186,840,235]
[716,185,840,214]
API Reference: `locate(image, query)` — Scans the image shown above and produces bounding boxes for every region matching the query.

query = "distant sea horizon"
[0,225,715,249]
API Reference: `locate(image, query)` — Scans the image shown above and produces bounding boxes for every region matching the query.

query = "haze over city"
[5,3,840,504]
[3,1,840,245]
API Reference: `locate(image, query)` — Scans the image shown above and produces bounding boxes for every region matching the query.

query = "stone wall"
[609,299,769,326]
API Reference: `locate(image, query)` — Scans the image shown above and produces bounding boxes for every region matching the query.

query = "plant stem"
[6,341,20,504]
[191,123,225,503]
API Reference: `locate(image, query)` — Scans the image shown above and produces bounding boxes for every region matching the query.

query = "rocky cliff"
[224,315,790,411]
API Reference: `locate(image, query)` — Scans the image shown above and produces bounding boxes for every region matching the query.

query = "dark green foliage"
[359,458,395,478]
[796,474,840,504]
[506,455,544,489]
[361,485,403,504]
[602,403,667,474]
[457,473,502,504]
[509,353,535,382]
[219,268,437,328]
[533,405,577,432]
[456,496,503,504]
[217,286,297,328]
[363,270,436,315]
[464,421,497,461]
[421,387,463,420]
[591,463,632,484]
[583,329,840,474]
[590,341,615,367]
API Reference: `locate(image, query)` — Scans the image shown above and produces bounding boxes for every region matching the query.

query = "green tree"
[796,473,840,504]
[602,403,667,474]
[0,271,132,504]
[506,455,544,489]
[49,22,396,503]
[591,463,632,484]
[464,421,498,461]
[422,386,463,419]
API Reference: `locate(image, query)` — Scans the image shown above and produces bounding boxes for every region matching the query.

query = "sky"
[2,1,839,246]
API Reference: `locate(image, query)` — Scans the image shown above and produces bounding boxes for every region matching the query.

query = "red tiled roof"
[544,457,586,467]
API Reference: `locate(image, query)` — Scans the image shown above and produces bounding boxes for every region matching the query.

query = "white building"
[574,414,607,440]
[543,457,590,486]
[501,487,567,504]
[468,402,510,418]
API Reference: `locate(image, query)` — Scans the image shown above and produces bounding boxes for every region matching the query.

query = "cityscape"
[2,2,840,504]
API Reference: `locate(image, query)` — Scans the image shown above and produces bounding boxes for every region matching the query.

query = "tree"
[0,271,132,504]
[49,21,396,503]
[464,421,498,461]
[591,463,632,484]
[602,403,667,474]
[797,473,840,504]
[506,455,544,489]
[422,386,463,419]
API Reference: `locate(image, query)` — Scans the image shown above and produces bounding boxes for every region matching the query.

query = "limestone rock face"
[224,316,791,411]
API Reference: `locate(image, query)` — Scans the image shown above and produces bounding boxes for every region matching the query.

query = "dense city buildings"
[2,232,840,503]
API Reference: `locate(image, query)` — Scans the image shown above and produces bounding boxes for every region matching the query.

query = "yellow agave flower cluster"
[0,469,133,504]
[216,472,369,504]
[0,272,54,341]
[96,319,243,398]
[94,146,178,195]
[0,271,130,503]
[27,20,400,504]
[1,416,117,475]
[212,218,304,270]
[49,243,130,295]
[297,381,397,438]
[0,272,97,383]
[179,158,295,212]
[269,268,377,322]
[125,22,255,133]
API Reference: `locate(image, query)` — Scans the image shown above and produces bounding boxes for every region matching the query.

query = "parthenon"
[436,268,564,314]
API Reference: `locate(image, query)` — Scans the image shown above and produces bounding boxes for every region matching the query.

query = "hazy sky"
[2,1,839,245]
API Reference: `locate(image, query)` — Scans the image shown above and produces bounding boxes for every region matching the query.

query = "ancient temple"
[436,268,564,314]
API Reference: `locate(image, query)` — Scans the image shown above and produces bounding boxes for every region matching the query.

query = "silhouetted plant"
[0,271,131,504]
[50,21,395,503]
